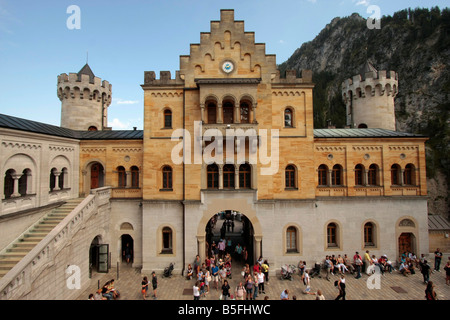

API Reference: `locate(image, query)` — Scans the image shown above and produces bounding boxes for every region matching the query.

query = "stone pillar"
[126,171,132,188]
[364,169,369,186]
[11,173,23,197]
[234,104,240,124]
[254,236,262,261]
[217,103,223,124]
[400,169,405,186]
[235,166,240,189]
[200,103,205,124]
[252,103,257,124]
[327,170,332,187]
[53,171,61,191]
[218,166,223,190]
[197,235,206,263]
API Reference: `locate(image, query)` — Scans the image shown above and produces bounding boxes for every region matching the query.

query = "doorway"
[90,163,104,189]
[205,210,255,265]
[398,232,415,257]
[89,236,109,274]
[121,234,134,265]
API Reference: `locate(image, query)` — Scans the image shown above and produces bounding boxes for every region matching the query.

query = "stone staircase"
[0,198,84,280]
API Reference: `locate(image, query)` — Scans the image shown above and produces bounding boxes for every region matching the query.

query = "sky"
[0,0,447,130]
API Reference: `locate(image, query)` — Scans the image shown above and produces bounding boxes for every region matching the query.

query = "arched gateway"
[195,196,263,265]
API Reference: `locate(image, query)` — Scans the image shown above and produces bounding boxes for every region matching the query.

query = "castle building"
[0,10,430,299]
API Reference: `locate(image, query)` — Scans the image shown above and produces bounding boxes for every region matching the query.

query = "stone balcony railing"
[0,187,111,300]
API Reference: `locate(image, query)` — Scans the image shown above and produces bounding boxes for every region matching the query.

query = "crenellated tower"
[57,64,112,131]
[342,61,398,131]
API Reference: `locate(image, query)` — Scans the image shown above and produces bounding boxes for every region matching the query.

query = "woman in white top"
[193,281,200,300]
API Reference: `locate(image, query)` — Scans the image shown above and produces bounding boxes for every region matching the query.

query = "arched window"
[162,227,173,254]
[164,109,172,128]
[364,222,375,247]
[318,164,328,186]
[240,101,250,124]
[239,164,251,189]
[284,108,293,127]
[59,167,67,190]
[327,223,338,248]
[391,164,401,185]
[207,102,217,124]
[49,168,57,191]
[131,166,139,188]
[19,169,30,196]
[332,164,343,186]
[285,165,296,189]
[404,164,415,185]
[286,226,297,253]
[368,164,378,186]
[88,126,98,131]
[117,166,126,188]
[223,101,234,124]
[207,164,219,189]
[4,169,15,199]
[355,164,364,186]
[162,166,173,189]
[223,164,235,189]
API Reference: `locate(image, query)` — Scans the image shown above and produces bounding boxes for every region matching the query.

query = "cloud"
[114,98,140,105]
[279,40,286,44]
[108,118,130,129]
[355,0,370,6]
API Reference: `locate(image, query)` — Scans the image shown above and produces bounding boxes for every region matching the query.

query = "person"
[371,255,383,275]
[364,250,371,274]
[354,252,363,279]
[219,265,227,286]
[261,260,270,283]
[123,242,132,264]
[298,260,306,276]
[315,289,325,300]
[425,281,437,300]
[336,255,349,274]
[101,282,114,300]
[245,274,254,300]
[399,260,411,276]
[253,272,259,299]
[335,275,346,300]
[186,264,193,280]
[280,289,289,300]
[193,281,200,300]
[88,293,94,300]
[193,255,201,277]
[151,271,158,300]
[242,246,248,264]
[235,282,245,300]
[324,255,333,280]
[433,248,443,273]
[257,269,266,294]
[211,263,219,290]
[107,279,120,299]
[235,243,243,261]
[221,279,231,300]
[301,269,311,294]
[419,259,431,284]
[444,260,450,286]
[343,254,355,274]
[204,268,211,295]
[94,288,106,300]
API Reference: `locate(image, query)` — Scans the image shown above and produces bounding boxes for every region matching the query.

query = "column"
[234,103,240,124]
[126,171,132,188]
[327,170,332,187]
[400,169,405,186]
[252,103,257,124]
[53,171,61,191]
[197,235,206,263]
[200,103,205,124]
[254,236,262,262]
[217,103,223,124]
[235,166,240,189]
[219,166,223,189]
[11,173,23,197]
[364,169,369,186]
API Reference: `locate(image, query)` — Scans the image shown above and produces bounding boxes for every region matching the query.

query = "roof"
[78,63,95,83]
[313,128,426,139]
[0,113,426,141]
[428,215,450,231]
[0,113,143,140]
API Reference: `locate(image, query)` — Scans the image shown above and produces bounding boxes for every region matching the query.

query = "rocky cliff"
[279,7,450,217]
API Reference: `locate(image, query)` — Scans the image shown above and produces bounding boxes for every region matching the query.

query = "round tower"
[57,64,112,131]
[342,61,398,131]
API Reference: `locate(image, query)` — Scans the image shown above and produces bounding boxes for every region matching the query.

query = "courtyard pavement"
[77,258,450,301]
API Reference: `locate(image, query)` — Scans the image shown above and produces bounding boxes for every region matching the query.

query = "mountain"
[278,7,450,217]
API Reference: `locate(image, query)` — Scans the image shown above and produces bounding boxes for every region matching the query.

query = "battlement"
[272,69,313,85]
[342,69,398,99]
[142,70,185,87]
[57,73,112,91]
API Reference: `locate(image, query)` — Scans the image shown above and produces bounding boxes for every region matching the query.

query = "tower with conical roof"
[57,64,112,131]
[341,60,398,131]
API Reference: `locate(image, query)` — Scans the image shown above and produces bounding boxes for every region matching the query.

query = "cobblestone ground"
[78,259,450,301]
